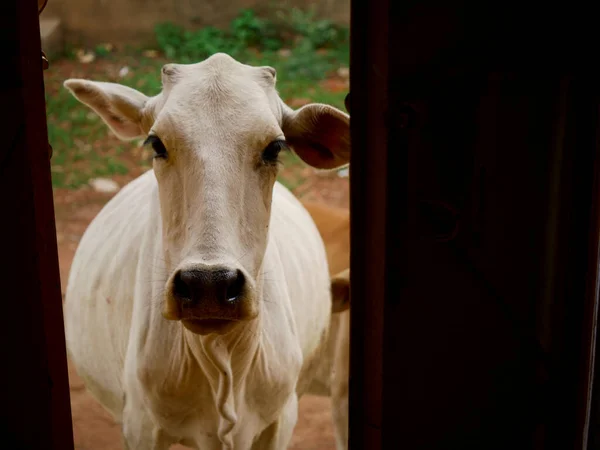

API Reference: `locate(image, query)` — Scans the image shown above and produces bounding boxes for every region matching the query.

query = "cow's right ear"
[64,79,149,141]
[281,102,350,170]
[331,268,350,313]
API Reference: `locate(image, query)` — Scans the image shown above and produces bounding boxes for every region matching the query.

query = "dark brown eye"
[144,135,168,159]
[262,140,287,164]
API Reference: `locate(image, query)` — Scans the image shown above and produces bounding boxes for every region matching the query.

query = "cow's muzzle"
[163,263,258,335]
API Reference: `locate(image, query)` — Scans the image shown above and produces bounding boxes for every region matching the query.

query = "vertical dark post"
[347,0,389,447]
[0,1,74,448]
[582,153,600,450]
[348,1,600,449]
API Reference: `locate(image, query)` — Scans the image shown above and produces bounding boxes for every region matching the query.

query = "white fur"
[63,53,350,449]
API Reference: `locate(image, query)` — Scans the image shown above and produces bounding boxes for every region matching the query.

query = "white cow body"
[63,53,350,449]
[65,171,330,449]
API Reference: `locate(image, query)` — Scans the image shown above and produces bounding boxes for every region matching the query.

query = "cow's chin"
[181,318,241,336]
[180,304,259,335]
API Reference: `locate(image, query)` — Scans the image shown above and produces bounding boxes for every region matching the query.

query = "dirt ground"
[54,171,349,450]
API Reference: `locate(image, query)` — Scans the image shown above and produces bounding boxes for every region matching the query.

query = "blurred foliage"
[154,7,349,81]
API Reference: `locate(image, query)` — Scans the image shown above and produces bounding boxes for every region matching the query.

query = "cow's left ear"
[64,79,149,141]
[281,103,350,170]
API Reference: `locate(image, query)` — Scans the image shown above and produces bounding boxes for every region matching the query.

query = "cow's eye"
[262,140,287,164]
[144,135,168,159]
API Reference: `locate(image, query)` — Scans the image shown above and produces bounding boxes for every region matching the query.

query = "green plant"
[154,7,349,66]
[94,44,111,58]
[63,43,79,60]
[287,7,347,49]
[230,9,274,49]
[155,24,237,61]
[154,22,186,59]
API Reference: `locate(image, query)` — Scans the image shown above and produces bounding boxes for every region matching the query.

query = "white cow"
[63,53,350,449]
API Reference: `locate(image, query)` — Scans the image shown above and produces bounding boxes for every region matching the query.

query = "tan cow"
[63,53,350,450]
[302,201,351,450]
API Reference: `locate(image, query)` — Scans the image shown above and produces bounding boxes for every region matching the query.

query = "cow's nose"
[173,267,245,305]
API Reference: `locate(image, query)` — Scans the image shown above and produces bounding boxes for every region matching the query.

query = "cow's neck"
[183,318,261,379]
[182,316,262,447]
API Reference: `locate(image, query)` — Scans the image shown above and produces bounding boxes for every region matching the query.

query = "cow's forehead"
[175,52,250,73]
[154,54,278,116]
[161,53,274,93]
[147,54,282,139]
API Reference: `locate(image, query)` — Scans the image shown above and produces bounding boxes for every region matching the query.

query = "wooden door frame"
[1,1,74,448]
[347,1,600,449]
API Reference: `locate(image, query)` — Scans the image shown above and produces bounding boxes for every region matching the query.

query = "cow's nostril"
[174,267,245,305]
[173,270,193,301]
[225,269,245,303]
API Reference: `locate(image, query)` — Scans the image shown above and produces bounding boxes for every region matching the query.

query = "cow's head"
[65,53,350,335]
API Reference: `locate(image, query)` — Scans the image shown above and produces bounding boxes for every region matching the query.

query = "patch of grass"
[94,44,112,58]
[44,55,169,188]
